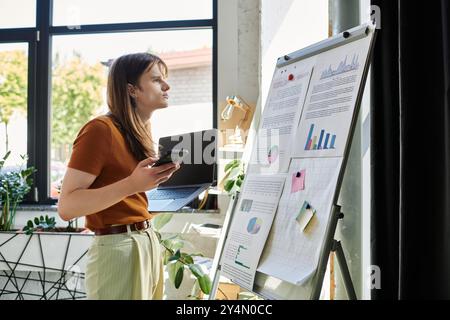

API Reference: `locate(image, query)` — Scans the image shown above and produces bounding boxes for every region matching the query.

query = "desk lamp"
[221,95,251,146]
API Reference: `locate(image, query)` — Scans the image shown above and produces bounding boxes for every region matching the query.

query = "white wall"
[217,0,261,207]
[260,0,329,110]
[217,0,239,103]
[218,0,260,107]
[242,0,329,164]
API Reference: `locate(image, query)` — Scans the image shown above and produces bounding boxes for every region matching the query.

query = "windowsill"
[15,204,220,214]
[174,208,220,214]
[16,204,58,212]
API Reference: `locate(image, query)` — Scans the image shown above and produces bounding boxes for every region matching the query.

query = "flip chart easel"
[208,22,377,300]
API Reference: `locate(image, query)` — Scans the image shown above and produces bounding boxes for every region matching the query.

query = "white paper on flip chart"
[256,157,342,285]
[220,173,286,291]
[248,58,315,174]
[294,36,371,158]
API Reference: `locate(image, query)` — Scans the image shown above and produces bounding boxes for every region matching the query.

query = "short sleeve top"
[67,115,152,230]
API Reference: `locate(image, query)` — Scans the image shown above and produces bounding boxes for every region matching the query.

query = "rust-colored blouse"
[67,115,152,230]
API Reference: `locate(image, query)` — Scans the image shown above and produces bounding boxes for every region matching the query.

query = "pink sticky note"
[291,170,306,193]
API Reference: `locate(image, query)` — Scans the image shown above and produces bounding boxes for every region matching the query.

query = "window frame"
[0,0,218,205]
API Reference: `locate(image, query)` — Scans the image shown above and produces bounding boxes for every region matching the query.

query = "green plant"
[151,213,212,296]
[22,216,80,235]
[66,219,77,232]
[223,159,245,195]
[22,215,56,235]
[0,151,36,231]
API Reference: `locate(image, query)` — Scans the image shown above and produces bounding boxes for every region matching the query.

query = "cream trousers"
[85,225,164,300]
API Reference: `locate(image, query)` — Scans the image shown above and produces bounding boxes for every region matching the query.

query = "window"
[0,43,29,168]
[0,0,217,203]
[52,0,213,26]
[0,0,36,29]
[50,29,213,197]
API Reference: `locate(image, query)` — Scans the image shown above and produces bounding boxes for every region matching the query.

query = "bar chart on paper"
[304,124,337,151]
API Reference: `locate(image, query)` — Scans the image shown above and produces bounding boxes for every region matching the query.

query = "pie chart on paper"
[247,217,262,235]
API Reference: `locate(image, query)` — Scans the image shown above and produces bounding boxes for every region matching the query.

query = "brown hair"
[106,52,168,161]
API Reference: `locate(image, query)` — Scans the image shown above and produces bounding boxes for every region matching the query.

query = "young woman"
[57,52,179,300]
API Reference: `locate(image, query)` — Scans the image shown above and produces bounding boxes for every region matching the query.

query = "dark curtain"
[371,0,450,299]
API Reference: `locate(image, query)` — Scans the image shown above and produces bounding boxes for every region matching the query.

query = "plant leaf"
[162,238,186,252]
[27,220,33,228]
[224,180,235,192]
[2,151,11,161]
[181,253,194,265]
[34,217,39,225]
[188,264,205,279]
[163,248,172,265]
[152,213,173,231]
[198,275,212,295]
[167,261,182,283]
[230,165,242,176]
[167,262,176,281]
[224,160,239,173]
[188,264,211,294]
[189,253,204,257]
[168,249,181,262]
[174,265,184,289]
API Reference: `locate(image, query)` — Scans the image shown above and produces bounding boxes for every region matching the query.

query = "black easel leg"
[332,240,357,300]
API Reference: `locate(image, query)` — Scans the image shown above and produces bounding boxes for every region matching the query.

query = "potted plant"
[0,217,93,300]
[0,151,36,231]
[152,213,212,299]
[0,151,93,299]
[21,214,88,235]
[222,159,245,195]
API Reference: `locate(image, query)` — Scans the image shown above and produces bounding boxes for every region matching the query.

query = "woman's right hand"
[126,157,180,193]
